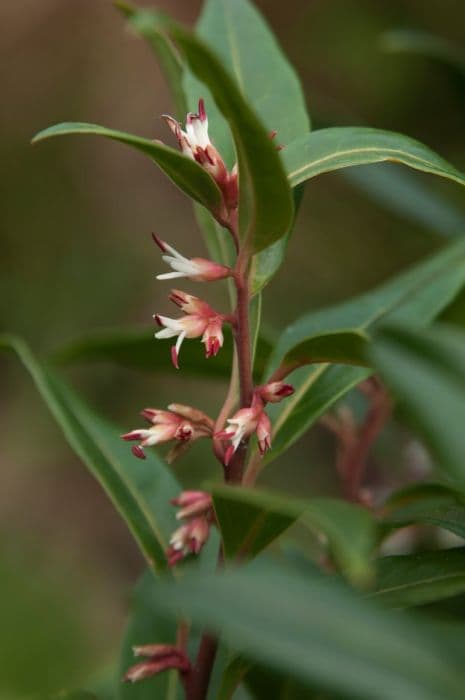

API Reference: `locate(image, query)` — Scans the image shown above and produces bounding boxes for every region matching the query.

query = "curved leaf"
[284,127,465,189]
[372,548,465,609]
[0,335,179,574]
[211,485,376,585]
[381,29,465,76]
[264,238,465,465]
[171,25,294,253]
[148,561,465,700]
[370,323,465,483]
[32,122,222,214]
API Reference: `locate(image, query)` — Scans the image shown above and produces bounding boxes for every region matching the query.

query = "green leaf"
[118,570,180,700]
[265,238,465,464]
[211,485,376,585]
[115,2,187,118]
[0,335,179,574]
[171,24,294,254]
[185,0,310,288]
[370,323,465,483]
[372,548,465,609]
[381,29,465,77]
[148,560,465,700]
[51,693,99,700]
[283,127,465,189]
[344,164,465,237]
[280,329,371,371]
[32,122,222,214]
[217,656,251,700]
[382,482,465,539]
[51,326,273,383]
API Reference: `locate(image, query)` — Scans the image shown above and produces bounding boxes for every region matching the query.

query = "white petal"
[175,330,186,356]
[156,272,187,280]
[155,328,178,340]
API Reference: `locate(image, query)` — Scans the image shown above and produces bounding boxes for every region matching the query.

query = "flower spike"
[152,233,231,282]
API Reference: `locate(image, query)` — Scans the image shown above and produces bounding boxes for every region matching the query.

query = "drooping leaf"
[51,326,273,383]
[343,164,465,237]
[382,482,465,540]
[372,548,465,609]
[283,127,465,189]
[115,1,186,117]
[32,122,222,214]
[370,323,465,484]
[264,238,465,465]
[148,560,465,700]
[0,335,179,574]
[171,24,294,254]
[381,29,465,77]
[211,485,376,585]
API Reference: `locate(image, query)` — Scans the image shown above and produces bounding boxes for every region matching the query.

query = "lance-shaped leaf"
[170,24,294,253]
[185,0,310,286]
[264,238,465,465]
[371,548,465,609]
[211,485,376,585]
[0,335,179,573]
[369,323,465,484]
[283,127,465,189]
[147,561,465,700]
[32,122,222,214]
[381,29,465,77]
[382,482,465,540]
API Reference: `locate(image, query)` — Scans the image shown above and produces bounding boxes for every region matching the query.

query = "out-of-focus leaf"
[344,164,465,237]
[279,329,370,371]
[115,1,186,117]
[211,485,376,585]
[372,548,465,609]
[172,25,294,254]
[217,656,251,700]
[264,238,465,465]
[148,561,465,700]
[244,664,316,700]
[118,570,180,700]
[370,323,465,483]
[51,693,99,700]
[32,123,222,214]
[382,482,465,539]
[51,326,273,382]
[284,128,465,189]
[0,335,179,574]
[381,29,465,77]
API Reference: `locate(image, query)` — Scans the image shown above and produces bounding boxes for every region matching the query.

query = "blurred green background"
[1,0,464,697]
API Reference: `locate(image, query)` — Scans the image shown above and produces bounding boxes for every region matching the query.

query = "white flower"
[152,234,230,282]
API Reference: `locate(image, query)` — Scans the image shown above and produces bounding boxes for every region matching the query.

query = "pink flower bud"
[171,490,212,520]
[256,411,272,455]
[258,381,295,403]
[123,645,190,683]
[166,516,210,565]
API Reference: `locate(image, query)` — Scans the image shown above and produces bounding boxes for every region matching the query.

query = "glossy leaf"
[51,326,273,382]
[211,485,376,584]
[32,122,222,214]
[115,1,186,117]
[283,127,465,189]
[172,24,294,254]
[370,323,465,483]
[382,482,465,539]
[265,238,465,464]
[148,561,465,700]
[372,548,465,609]
[0,335,179,574]
[381,29,465,76]
[118,570,180,700]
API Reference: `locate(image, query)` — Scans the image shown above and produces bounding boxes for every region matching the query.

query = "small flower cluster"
[163,98,238,218]
[124,644,190,683]
[216,381,294,465]
[121,404,213,461]
[166,490,214,566]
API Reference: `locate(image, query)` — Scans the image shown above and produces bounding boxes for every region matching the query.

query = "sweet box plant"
[4,1,465,698]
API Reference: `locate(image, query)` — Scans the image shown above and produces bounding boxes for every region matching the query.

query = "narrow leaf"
[381,29,465,77]
[0,335,179,573]
[283,127,465,189]
[372,548,465,608]
[265,238,465,464]
[370,323,465,483]
[148,561,465,700]
[32,122,222,214]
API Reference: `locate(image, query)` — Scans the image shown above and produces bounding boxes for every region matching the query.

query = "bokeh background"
[1,0,464,697]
